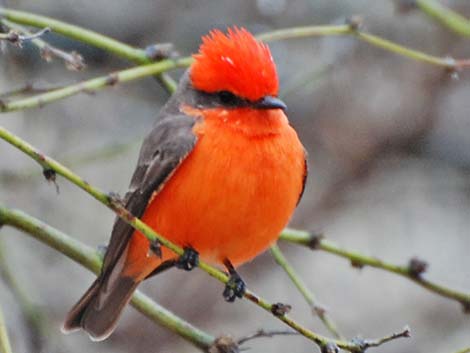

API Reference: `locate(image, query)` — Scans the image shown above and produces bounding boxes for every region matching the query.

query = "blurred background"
[1,0,469,352]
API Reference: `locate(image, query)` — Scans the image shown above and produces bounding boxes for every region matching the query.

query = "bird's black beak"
[254,96,287,111]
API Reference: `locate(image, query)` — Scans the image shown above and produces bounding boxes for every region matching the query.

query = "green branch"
[1,9,469,114]
[270,243,342,339]
[0,239,50,350]
[0,126,408,352]
[2,19,85,71]
[455,347,470,353]
[0,7,177,92]
[0,8,146,61]
[0,205,214,350]
[0,58,191,113]
[454,348,470,353]
[0,302,12,353]
[280,229,470,312]
[3,6,465,71]
[257,23,460,68]
[415,0,470,37]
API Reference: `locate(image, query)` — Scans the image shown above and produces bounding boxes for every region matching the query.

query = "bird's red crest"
[190,27,279,101]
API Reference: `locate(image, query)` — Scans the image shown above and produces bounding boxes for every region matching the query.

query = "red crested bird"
[63,27,307,341]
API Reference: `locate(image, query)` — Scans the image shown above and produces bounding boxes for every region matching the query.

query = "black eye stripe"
[218,91,238,105]
[193,89,250,109]
[217,91,245,106]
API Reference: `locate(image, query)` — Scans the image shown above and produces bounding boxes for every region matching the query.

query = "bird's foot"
[223,273,246,302]
[175,247,199,271]
[222,259,246,302]
[149,239,162,258]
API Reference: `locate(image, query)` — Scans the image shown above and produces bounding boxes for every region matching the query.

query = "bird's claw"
[175,247,199,271]
[149,239,162,258]
[223,273,246,302]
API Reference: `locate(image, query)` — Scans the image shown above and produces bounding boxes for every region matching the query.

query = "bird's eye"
[218,91,238,105]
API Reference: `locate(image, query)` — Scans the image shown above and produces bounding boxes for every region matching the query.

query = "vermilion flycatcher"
[63,27,307,341]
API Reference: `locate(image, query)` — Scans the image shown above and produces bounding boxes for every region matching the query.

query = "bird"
[62,26,307,342]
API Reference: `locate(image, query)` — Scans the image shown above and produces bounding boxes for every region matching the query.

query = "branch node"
[65,51,86,71]
[351,259,365,269]
[105,73,119,86]
[42,168,60,194]
[312,304,327,317]
[308,232,324,250]
[1,27,51,47]
[96,244,107,259]
[408,257,428,278]
[145,43,177,61]
[356,326,411,351]
[393,0,417,14]
[462,302,470,314]
[208,335,239,353]
[345,15,363,31]
[271,302,292,316]
[149,239,162,258]
[321,342,339,353]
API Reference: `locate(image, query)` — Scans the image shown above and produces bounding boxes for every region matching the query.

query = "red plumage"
[190,27,279,100]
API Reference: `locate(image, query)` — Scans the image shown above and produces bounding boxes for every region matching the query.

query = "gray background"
[1,1,469,352]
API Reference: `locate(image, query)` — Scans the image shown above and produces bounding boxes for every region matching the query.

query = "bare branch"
[353,326,411,350]
[0,26,49,46]
[280,229,470,312]
[237,329,299,345]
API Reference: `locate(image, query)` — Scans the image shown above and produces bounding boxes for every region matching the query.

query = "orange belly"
[123,107,305,280]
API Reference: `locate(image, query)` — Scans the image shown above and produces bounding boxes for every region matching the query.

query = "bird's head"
[189,27,286,111]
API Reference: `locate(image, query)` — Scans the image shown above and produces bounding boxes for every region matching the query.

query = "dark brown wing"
[297,150,308,205]
[101,114,198,280]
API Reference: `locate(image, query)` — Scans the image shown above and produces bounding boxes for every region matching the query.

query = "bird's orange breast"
[124,107,305,280]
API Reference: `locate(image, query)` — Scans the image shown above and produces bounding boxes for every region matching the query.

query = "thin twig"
[280,229,470,312]
[0,205,214,350]
[0,11,469,114]
[0,7,177,92]
[0,84,73,99]
[258,21,464,69]
[0,239,49,351]
[0,57,192,113]
[237,329,299,345]
[2,19,85,70]
[0,8,469,102]
[454,348,470,353]
[414,0,470,37]
[270,243,343,339]
[0,26,49,46]
[354,326,411,349]
[0,127,409,353]
[0,302,12,353]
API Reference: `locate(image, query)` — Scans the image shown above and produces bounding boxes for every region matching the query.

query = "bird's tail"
[61,275,140,341]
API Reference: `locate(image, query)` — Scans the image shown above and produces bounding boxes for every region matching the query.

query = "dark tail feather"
[62,276,139,341]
